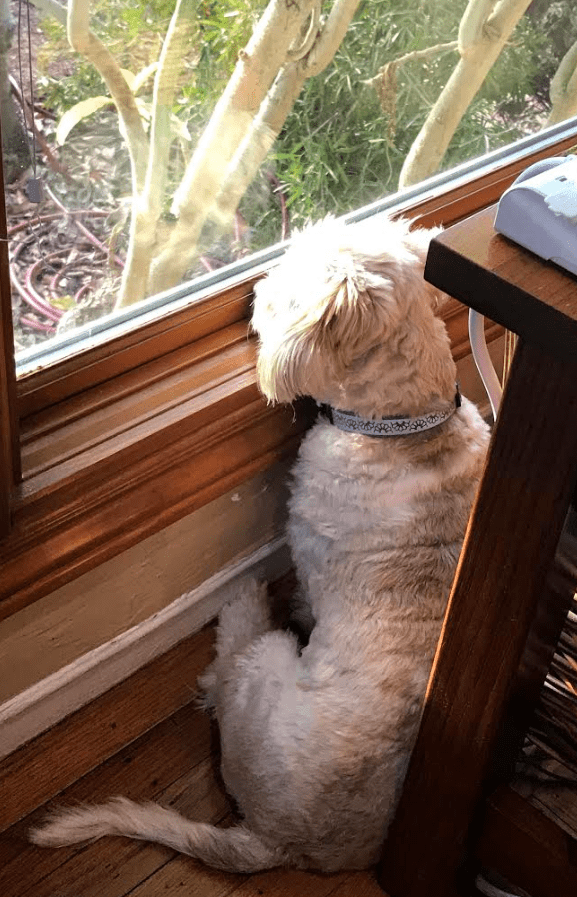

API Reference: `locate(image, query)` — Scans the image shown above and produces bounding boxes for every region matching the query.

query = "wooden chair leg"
[378,340,577,897]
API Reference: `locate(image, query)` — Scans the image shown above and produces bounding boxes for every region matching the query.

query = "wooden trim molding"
[0,273,16,536]
[0,322,14,537]
[0,539,289,761]
[0,325,314,621]
[16,267,262,419]
[0,122,19,536]
[0,623,217,832]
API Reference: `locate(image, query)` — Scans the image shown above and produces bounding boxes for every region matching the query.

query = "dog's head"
[252,216,455,415]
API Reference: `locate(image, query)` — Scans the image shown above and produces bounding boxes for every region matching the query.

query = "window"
[1,0,577,619]
[5,0,577,371]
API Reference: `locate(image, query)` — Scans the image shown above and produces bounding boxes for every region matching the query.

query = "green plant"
[266,0,549,228]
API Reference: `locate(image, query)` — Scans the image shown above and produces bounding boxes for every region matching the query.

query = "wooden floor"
[0,624,383,897]
[513,759,577,842]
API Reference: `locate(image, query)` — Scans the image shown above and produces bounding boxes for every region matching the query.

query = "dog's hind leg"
[218,627,303,813]
[215,577,272,658]
[216,576,271,660]
[197,577,272,710]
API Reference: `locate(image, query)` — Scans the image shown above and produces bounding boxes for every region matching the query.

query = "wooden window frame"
[1,123,577,622]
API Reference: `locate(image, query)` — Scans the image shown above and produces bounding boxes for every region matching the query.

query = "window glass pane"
[2,0,577,372]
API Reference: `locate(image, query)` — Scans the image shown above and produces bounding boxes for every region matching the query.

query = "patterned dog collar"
[318,386,461,438]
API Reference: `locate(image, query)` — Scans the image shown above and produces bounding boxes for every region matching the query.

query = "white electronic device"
[494,155,577,276]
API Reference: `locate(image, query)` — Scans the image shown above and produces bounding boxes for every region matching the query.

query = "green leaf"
[50,295,76,311]
[56,97,112,145]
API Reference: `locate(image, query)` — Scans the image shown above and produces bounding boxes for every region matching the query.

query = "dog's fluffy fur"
[30,216,489,873]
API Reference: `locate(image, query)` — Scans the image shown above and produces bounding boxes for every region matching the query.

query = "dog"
[30,215,489,873]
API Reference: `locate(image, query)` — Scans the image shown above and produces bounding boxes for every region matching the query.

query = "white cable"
[468,309,502,422]
[475,873,524,897]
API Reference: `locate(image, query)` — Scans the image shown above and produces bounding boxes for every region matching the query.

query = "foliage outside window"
[2,0,577,366]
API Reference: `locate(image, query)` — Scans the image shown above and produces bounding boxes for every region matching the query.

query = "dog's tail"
[29,797,287,873]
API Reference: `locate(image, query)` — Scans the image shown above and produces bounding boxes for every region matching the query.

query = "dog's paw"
[216,577,271,658]
[195,663,218,713]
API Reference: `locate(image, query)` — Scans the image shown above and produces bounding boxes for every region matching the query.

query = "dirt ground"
[5,1,128,353]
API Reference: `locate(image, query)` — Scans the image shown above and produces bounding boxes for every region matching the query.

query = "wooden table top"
[425,204,577,363]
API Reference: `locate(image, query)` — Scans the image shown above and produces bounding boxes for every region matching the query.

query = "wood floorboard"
[0,711,225,897]
[329,873,385,896]
[512,769,577,841]
[126,861,352,897]
[0,625,384,897]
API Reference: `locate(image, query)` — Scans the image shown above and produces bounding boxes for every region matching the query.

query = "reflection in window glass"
[2,0,577,367]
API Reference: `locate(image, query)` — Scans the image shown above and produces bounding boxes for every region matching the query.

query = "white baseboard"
[0,538,290,761]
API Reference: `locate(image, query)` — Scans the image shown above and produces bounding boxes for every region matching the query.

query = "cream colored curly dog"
[31,216,489,873]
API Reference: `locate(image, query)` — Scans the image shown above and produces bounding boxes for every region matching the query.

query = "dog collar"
[318,386,461,437]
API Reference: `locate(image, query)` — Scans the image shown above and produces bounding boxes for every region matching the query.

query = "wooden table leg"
[378,339,577,897]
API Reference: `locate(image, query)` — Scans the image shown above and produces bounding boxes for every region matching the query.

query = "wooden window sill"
[0,295,501,622]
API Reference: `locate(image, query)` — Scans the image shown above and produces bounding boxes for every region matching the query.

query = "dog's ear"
[253,271,391,403]
[315,272,391,359]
